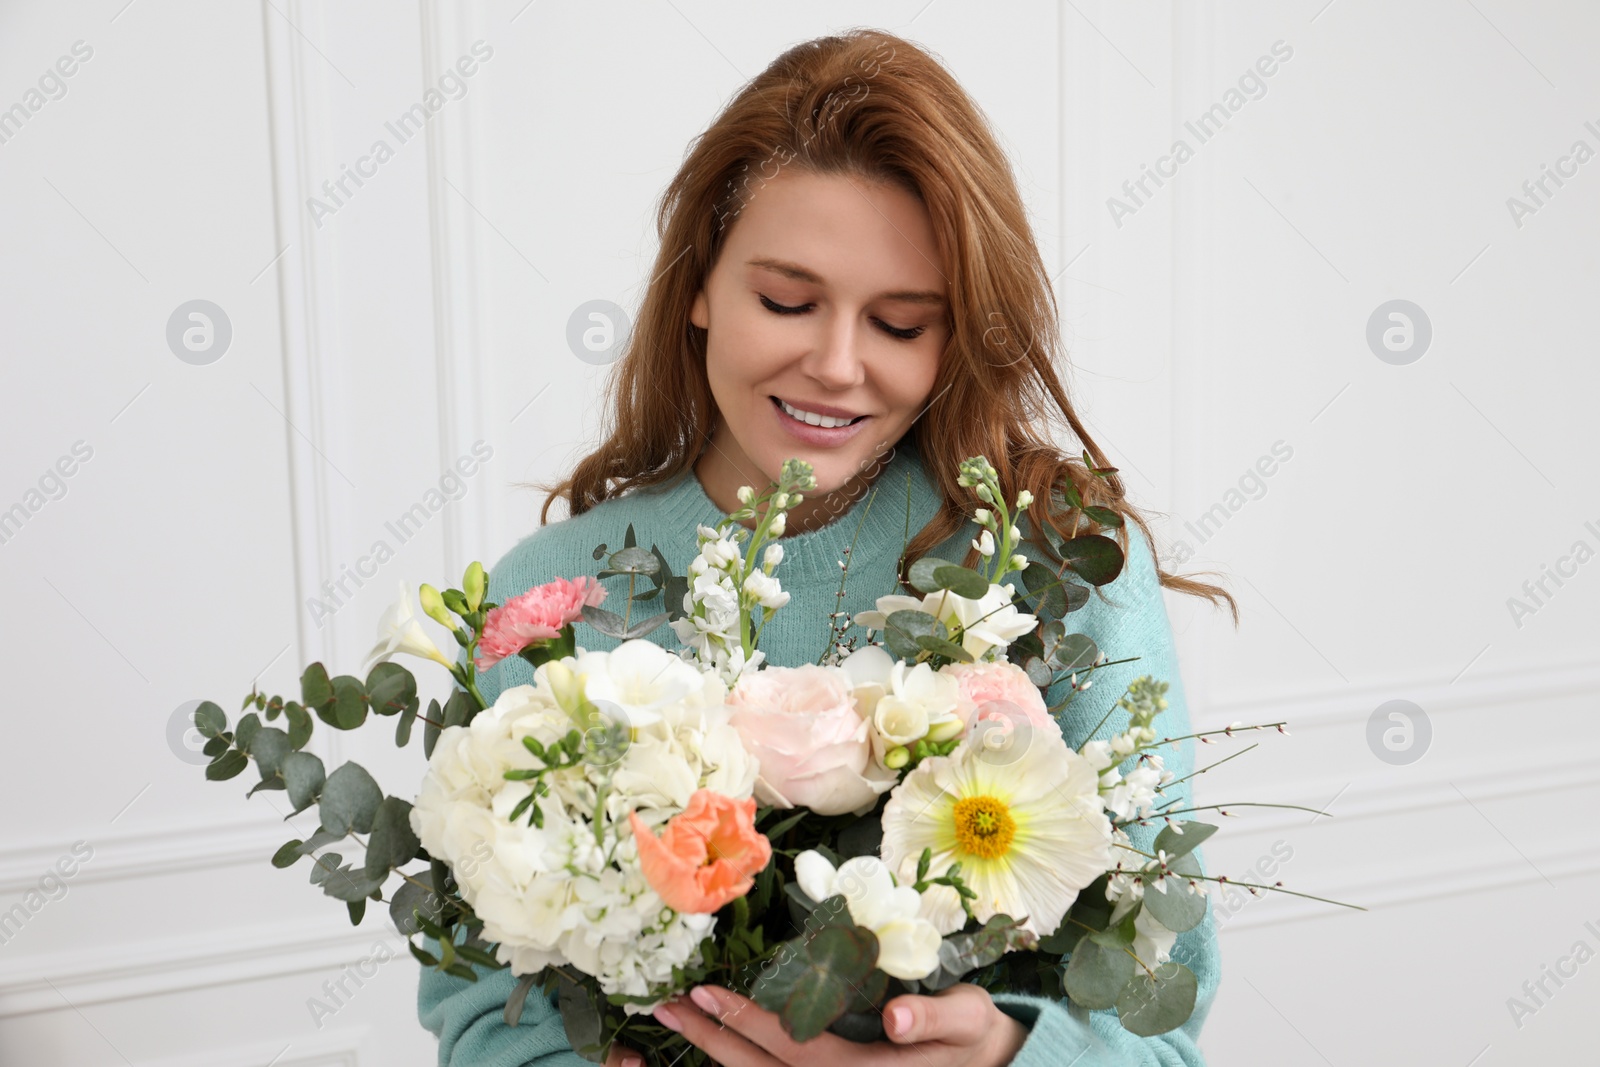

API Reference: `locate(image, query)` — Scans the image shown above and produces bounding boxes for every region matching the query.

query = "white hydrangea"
[408,640,757,1006]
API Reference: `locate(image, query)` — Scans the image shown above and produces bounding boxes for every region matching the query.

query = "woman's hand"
[648,981,1029,1066]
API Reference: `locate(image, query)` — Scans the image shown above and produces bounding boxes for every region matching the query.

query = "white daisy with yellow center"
[880,720,1112,937]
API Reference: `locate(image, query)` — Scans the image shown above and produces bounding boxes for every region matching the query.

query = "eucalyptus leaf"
[606,546,659,575]
[365,796,421,878]
[620,611,668,640]
[234,712,261,753]
[915,635,974,663]
[1141,852,1207,933]
[300,662,333,708]
[282,750,325,814]
[366,661,417,717]
[1062,933,1134,1009]
[556,973,606,1062]
[327,676,369,730]
[193,701,226,739]
[284,702,313,750]
[1115,962,1197,1036]
[931,563,989,599]
[319,761,383,835]
[248,726,292,779]
[907,556,959,593]
[505,972,540,1026]
[1152,821,1218,862]
[389,878,445,937]
[396,698,421,747]
[1049,633,1099,674]
[752,918,879,1043]
[579,605,628,637]
[271,839,303,868]
[1058,534,1124,586]
[205,749,248,781]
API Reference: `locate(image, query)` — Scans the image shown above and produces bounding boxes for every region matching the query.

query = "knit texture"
[418,438,1219,1065]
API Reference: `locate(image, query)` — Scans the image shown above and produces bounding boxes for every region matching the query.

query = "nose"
[798,309,866,391]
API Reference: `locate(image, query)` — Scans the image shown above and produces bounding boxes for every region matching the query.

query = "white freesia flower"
[742,569,789,610]
[793,851,943,980]
[972,529,996,557]
[365,581,455,670]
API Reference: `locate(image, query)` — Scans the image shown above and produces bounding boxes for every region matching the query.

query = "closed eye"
[759,294,927,341]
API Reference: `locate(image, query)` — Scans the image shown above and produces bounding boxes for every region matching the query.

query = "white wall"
[0,2,1593,1064]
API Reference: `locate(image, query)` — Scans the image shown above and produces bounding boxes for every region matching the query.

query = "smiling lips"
[771,395,866,427]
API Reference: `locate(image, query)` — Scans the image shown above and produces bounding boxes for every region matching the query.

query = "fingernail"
[887,1005,912,1037]
[690,986,720,1015]
[621,1055,643,1067]
[653,1004,682,1033]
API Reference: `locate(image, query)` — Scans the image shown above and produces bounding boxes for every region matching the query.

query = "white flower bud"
[736,486,754,505]
[763,544,784,569]
[972,530,996,557]
[1016,489,1034,508]
[769,512,786,537]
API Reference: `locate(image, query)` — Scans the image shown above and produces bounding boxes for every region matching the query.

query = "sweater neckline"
[636,438,943,588]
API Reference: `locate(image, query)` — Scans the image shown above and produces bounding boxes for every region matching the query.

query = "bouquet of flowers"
[185,454,1354,1063]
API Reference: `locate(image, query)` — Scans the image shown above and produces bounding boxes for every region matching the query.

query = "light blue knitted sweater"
[418,438,1219,1065]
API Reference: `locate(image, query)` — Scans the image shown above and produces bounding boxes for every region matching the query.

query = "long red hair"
[534,28,1237,624]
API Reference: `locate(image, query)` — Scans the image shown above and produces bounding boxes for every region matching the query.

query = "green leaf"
[907,556,959,593]
[284,702,313,750]
[422,697,444,757]
[282,750,326,814]
[914,634,974,663]
[933,563,989,599]
[271,839,303,868]
[752,917,880,1043]
[835,813,883,859]
[389,879,445,936]
[327,676,369,730]
[605,546,659,575]
[366,662,418,718]
[396,697,422,747]
[301,662,333,708]
[620,611,668,640]
[347,898,366,926]
[1049,633,1099,674]
[248,726,292,779]
[556,973,605,1061]
[504,972,540,1026]
[205,749,248,781]
[319,761,383,835]
[1058,534,1124,586]
[193,701,227,739]
[1141,852,1207,933]
[1115,962,1197,1036]
[1063,932,1134,1009]
[883,609,946,662]
[579,605,629,637]
[1084,505,1124,528]
[921,914,1037,991]
[365,796,421,879]
[201,736,229,758]
[1153,821,1218,862]
[234,712,261,753]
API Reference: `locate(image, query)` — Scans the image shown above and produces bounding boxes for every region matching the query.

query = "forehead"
[718,169,946,297]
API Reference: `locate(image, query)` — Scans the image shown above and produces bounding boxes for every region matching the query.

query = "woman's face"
[690,168,949,516]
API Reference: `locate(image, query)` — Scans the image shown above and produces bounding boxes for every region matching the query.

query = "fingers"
[882,984,993,1046]
[603,1042,644,1067]
[654,988,787,1067]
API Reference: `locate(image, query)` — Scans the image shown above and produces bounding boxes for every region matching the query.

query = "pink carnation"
[475,576,606,671]
[939,660,1059,736]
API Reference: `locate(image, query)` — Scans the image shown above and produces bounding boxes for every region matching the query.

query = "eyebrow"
[745,257,947,307]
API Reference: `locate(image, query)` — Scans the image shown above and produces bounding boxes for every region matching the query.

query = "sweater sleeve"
[992,521,1221,1066]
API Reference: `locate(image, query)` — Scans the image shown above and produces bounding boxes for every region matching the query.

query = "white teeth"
[778,398,857,428]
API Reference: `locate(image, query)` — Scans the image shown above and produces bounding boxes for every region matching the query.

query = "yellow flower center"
[951,795,1015,860]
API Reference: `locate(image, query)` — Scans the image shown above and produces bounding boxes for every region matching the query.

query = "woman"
[421,27,1237,1067]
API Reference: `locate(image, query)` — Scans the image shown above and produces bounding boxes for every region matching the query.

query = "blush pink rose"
[939,660,1059,736]
[726,664,894,817]
[475,576,606,671]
